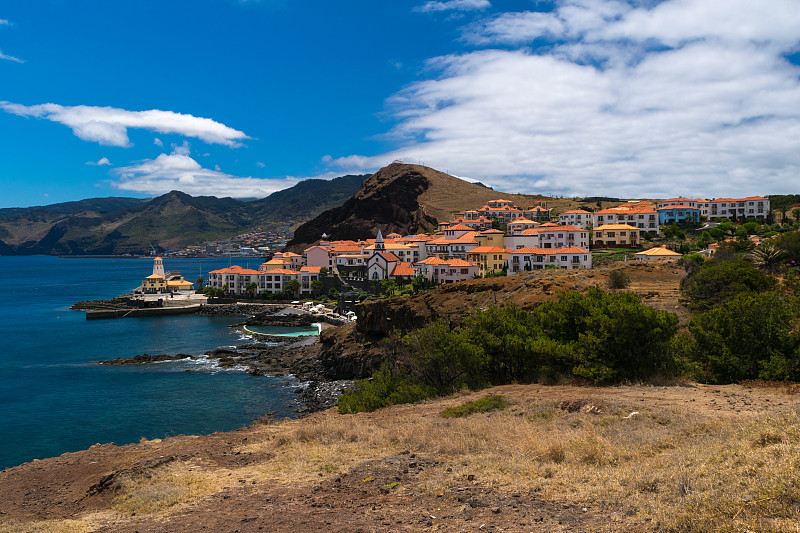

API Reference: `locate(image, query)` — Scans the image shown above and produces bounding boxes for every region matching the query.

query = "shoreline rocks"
[98,353,193,365]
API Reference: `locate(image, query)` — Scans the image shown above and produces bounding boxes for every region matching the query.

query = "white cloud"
[331,0,800,198]
[256,161,266,168]
[111,144,302,198]
[86,157,111,166]
[171,140,191,156]
[153,137,163,147]
[0,50,23,63]
[0,102,248,147]
[0,19,10,25]
[415,0,491,13]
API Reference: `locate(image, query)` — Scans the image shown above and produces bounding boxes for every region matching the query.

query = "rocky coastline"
[95,303,356,414]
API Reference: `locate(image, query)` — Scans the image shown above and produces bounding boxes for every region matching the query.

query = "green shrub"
[440,395,507,418]
[680,259,776,311]
[608,269,631,289]
[533,288,679,383]
[401,319,487,394]
[337,366,433,414]
[687,292,800,383]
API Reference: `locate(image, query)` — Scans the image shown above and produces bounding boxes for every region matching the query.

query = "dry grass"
[0,520,95,533]
[230,385,800,531]
[12,384,798,531]
[110,462,227,515]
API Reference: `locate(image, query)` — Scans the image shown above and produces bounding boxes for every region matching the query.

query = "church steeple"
[375,230,385,252]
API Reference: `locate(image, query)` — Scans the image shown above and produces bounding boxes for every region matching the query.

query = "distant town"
[162,195,771,298]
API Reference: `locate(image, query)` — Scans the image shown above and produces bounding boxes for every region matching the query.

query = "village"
[197,195,770,298]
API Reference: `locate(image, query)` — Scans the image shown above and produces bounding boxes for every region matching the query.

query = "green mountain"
[0,197,148,221]
[0,174,367,255]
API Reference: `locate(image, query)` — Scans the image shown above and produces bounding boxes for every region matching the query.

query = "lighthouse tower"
[152,256,165,278]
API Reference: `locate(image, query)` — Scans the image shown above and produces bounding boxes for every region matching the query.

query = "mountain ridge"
[0,174,368,255]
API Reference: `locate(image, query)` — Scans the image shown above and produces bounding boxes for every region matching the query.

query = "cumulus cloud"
[256,161,266,168]
[111,144,302,198]
[153,137,163,147]
[86,157,111,166]
[415,0,491,13]
[332,0,800,198]
[0,50,23,63]
[0,19,10,25]
[0,102,248,147]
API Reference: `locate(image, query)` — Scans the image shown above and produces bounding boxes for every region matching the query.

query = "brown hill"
[286,163,558,250]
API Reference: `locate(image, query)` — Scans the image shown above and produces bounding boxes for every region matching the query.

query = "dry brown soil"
[2,382,799,533]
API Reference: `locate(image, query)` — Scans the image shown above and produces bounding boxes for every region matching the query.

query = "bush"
[440,395,507,418]
[337,366,433,414]
[680,259,776,312]
[401,319,487,394]
[687,292,800,383]
[339,289,683,412]
[462,304,571,384]
[534,288,679,383]
[608,269,631,289]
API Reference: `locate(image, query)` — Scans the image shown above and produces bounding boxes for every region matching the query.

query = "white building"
[507,247,592,272]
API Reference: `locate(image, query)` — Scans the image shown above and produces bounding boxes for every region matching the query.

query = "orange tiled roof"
[552,246,590,254]
[377,252,400,262]
[330,244,362,253]
[447,224,474,231]
[263,269,300,275]
[593,224,640,231]
[467,246,508,254]
[480,229,504,234]
[710,196,767,202]
[508,218,538,224]
[636,247,682,257]
[656,205,700,210]
[443,259,474,267]
[416,257,446,265]
[209,266,261,275]
[596,206,656,214]
[661,196,705,203]
[560,209,591,214]
[522,225,583,235]
[509,247,589,255]
[300,266,323,273]
[391,262,416,276]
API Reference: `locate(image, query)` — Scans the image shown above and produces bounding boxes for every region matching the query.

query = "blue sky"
[1,0,799,207]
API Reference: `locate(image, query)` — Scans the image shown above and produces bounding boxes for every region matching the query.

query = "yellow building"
[141,257,194,293]
[142,273,167,293]
[466,246,509,276]
[593,224,641,248]
[475,229,505,248]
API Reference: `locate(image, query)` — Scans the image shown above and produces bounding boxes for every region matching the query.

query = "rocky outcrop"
[97,353,193,365]
[71,296,133,310]
[317,324,386,380]
[285,163,552,251]
[287,164,439,249]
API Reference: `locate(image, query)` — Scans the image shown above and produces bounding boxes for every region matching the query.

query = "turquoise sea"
[0,256,301,470]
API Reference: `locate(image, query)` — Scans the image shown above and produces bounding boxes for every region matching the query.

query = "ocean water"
[0,256,301,470]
